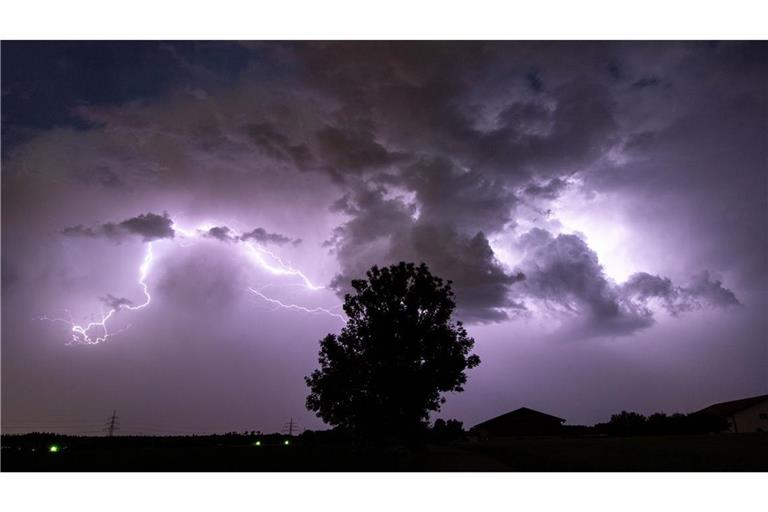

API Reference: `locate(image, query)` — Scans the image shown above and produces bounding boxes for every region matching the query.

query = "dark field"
[2,432,766,471]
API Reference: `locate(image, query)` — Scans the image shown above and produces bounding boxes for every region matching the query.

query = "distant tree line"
[593,411,728,436]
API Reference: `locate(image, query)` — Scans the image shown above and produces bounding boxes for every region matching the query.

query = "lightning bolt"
[241,243,323,291]
[44,221,344,345]
[248,287,346,322]
[41,243,155,345]
[172,221,327,292]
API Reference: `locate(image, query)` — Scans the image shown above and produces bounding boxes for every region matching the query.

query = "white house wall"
[730,399,768,433]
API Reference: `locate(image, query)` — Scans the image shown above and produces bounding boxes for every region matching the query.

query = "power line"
[1,423,105,435]
[3,414,273,436]
[281,417,301,436]
[1,429,106,435]
[104,410,119,437]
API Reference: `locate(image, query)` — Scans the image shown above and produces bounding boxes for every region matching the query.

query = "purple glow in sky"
[2,41,766,435]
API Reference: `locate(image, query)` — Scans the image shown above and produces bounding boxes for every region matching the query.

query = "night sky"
[2,41,766,435]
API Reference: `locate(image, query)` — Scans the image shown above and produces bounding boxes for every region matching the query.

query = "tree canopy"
[305,262,480,438]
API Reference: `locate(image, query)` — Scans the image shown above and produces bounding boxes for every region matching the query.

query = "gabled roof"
[694,394,768,417]
[474,407,565,429]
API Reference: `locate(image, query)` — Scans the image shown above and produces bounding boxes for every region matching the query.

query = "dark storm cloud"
[621,271,740,315]
[244,122,314,171]
[304,95,610,322]
[99,294,133,310]
[584,42,768,290]
[514,228,644,335]
[117,212,175,241]
[60,225,99,237]
[285,43,625,322]
[327,184,524,322]
[239,227,301,246]
[285,42,755,329]
[201,225,301,246]
[495,102,554,139]
[523,177,569,200]
[476,82,618,177]
[526,69,544,92]
[399,157,515,233]
[61,212,175,242]
[293,42,621,183]
[684,271,741,308]
[607,60,624,81]
[514,229,740,336]
[203,226,237,242]
[395,224,526,322]
[620,273,676,304]
[631,77,661,88]
[314,124,406,179]
[6,42,762,332]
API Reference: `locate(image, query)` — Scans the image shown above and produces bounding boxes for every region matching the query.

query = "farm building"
[472,407,565,436]
[693,394,768,433]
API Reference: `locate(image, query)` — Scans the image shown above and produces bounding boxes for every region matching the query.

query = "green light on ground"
[48,445,60,453]
[253,441,261,446]
[283,439,290,446]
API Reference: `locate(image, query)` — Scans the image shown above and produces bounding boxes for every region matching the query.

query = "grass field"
[2,432,766,471]
[458,433,767,471]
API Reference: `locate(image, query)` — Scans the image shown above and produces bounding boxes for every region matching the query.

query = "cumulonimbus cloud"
[326,183,524,323]
[512,228,740,336]
[32,42,757,338]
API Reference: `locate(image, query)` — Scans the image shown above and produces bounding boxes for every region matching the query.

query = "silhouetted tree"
[646,412,690,435]
[602,411,647,436]
[646,412,672,435]
[305,262,480,439]
[431,418,465,441]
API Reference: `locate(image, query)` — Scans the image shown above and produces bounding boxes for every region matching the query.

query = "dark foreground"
[2,432,766,471]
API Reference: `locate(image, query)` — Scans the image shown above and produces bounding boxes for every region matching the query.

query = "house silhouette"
[472,407,565,436]
[693,394,768,433]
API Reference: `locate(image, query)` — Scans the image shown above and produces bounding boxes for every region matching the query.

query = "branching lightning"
[41,243,155,345]
[43,220,344,345]
[242,243,323,291]
[248,287,346,321]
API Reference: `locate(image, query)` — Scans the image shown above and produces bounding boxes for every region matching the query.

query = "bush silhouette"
[594,410,730,436]
[431,418,466,441]
[305,262,480,439]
